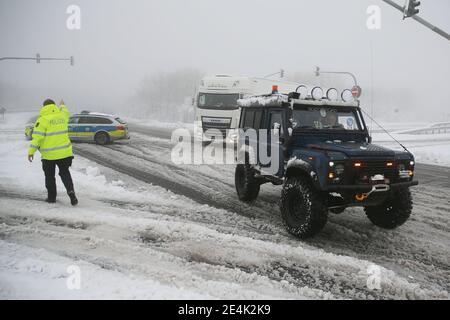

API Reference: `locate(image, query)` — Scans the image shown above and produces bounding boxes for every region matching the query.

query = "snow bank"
[1,112,447,299]
[0,241,209,300]
[371,129,450,167]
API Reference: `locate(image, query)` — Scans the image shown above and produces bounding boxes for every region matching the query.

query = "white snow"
[370,124,450,167]
[127,117,194,131]
[0,112,448,299]
[286,157,308,168]
[238,94,288,107]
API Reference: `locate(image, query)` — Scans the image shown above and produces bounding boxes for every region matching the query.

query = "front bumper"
[327,180,419,192]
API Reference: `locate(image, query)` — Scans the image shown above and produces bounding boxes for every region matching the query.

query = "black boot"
[68,191,78,206]
[45,198,56,203]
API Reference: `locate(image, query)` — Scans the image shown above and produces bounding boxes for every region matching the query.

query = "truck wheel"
[95,132,110,145]
[235,164,260,202]
[364,187,412,229]
[280,177,328,239]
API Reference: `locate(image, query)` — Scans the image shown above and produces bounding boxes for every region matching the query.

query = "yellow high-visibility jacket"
[28,104,73,160]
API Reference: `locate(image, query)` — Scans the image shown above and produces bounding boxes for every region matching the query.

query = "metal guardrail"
[400,124,450,135]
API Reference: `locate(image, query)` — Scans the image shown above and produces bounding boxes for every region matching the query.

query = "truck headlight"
[398,163,413,179]
[328,163,345,184]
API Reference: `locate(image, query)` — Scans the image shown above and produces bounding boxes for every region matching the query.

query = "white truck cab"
[195,75,301,143]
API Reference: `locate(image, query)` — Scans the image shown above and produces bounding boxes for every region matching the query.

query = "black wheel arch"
[94,130,111,144]
[285,164,321,190]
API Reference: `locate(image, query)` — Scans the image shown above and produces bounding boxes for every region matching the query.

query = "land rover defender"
[235,87,418,239]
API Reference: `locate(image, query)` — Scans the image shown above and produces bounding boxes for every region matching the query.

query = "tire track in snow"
[73,144,284,228]
[2,207,443,300]
[71,134,450,296]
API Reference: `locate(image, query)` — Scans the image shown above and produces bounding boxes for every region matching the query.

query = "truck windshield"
[197,93,239,110]
[291,106,363,131]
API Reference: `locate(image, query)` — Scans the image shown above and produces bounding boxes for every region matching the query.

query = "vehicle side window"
[243,110,254,128]
[78,116,90,124]
[69,117,78,124]
[253,110,262,130]
[78,116,112,124]
[94,117,113,124]
[269,112,284,136]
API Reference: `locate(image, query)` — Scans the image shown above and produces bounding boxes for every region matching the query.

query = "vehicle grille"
[202,122,231,130]
[202,127,227,138]
[202,119,231,138]
[353,159,396,183]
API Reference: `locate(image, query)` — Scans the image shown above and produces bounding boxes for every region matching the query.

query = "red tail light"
[116,125,125,131]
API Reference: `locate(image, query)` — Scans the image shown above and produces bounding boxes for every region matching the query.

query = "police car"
[68,112,130,144]
[25,115,38,140]
[25,112,130,144]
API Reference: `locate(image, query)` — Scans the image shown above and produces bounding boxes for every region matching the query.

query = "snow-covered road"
[0,113,449,299]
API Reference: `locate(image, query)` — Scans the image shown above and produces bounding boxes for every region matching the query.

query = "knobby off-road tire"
[235,164,260,202]
[364,187,413,229]
[280,177,328,239]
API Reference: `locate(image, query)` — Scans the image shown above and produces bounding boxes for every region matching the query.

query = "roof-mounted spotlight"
[311,87,324,100]
[326,88,339,101]
[295,85,308,99]
[341,89,354,102]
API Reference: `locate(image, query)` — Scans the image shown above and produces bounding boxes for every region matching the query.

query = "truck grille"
[203,128,227,138]
[353,159,396,183]
[202,122,231,130]
[201,117,231,137]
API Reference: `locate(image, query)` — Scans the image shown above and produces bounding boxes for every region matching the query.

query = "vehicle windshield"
[115,117,127,124]
[197,93,239,110]
[291,106,363,131]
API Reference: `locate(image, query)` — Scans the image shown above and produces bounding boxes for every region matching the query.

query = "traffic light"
[70,56,75,66]
[36,53,41,63]
[404,0,420,18]
[315,66,320,77]
[280,69,284,78]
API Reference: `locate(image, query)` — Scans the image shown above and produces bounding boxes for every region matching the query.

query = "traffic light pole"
[264,69,285,78]
[0,55,74,65]
[314,66,358,87]
[381,0,450,41]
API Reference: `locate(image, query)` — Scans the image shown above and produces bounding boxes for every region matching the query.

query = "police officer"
[28,99,78,206]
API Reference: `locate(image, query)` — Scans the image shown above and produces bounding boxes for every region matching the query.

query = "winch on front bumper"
[327,180,419,193]
[327,180,418,207]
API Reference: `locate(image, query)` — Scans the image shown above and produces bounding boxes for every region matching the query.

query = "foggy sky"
[0,0,449,121]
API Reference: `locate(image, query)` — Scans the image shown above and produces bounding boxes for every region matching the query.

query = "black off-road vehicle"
[235,90,418,239]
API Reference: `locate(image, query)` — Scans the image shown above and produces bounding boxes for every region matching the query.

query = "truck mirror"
[272,122,281,136]
[368,136,372,143]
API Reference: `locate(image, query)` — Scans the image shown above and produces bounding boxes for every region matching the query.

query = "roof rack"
[237,93,288,108]
[238,92,359,108]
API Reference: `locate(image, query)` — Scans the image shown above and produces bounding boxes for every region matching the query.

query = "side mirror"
[271,122,281,136]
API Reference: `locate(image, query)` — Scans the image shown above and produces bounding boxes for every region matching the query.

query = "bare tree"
[133,69,203,122]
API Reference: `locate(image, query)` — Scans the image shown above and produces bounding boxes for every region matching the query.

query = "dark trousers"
[42,156,74,200]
